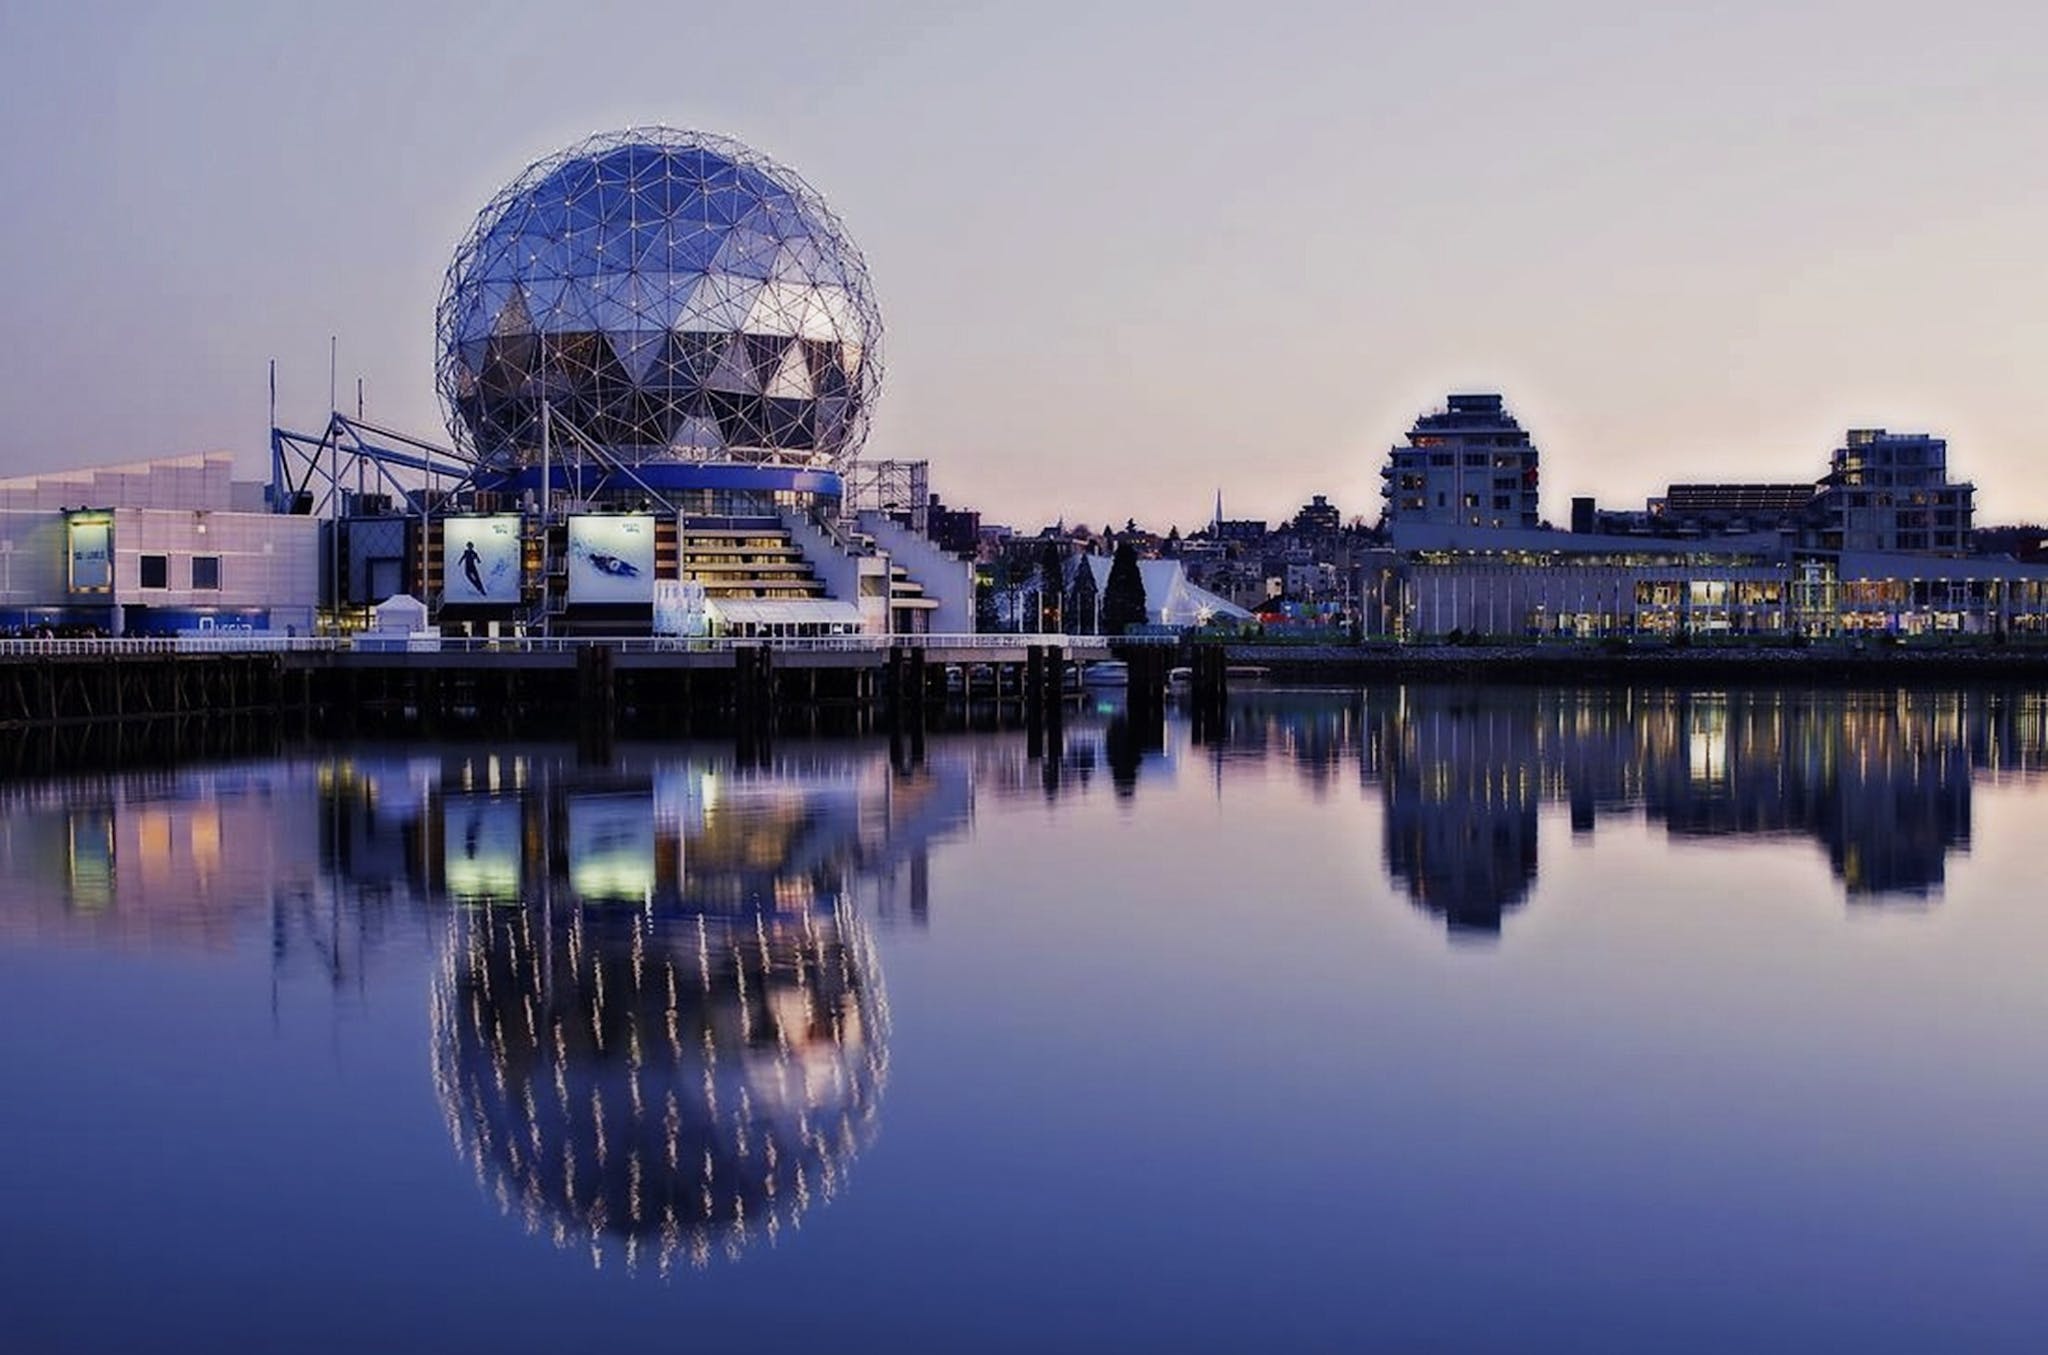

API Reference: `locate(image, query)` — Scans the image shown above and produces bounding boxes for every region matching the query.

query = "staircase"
[678,517,825,601]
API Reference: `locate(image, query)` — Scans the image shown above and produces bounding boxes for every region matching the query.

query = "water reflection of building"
[393,747,972,1270]
[1212,687,2048,935]
[0,764,324,948]
[411,748,975,927]
[1375,692,1540,936]
[431,895,886,1273]
[0,740,990,1275]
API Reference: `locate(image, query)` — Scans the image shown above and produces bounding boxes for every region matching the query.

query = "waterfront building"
[1368,409,2045,640]
[1365,518,2048,640]
[1363,523,1796,638]
[272,126,971,639]
[0,454,317,635]
[1815,429,1973,554]
[1380,393,1542,530]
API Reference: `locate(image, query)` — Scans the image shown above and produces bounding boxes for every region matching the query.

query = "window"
[1464,452,1489,468]
[191,556,220,590]
[140,554,168,589]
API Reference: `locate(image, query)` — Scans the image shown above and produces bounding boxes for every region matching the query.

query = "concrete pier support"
[1120,643,1170,732]
[1189,644,1229,744]
[733,644,774,764]
[576,643,617,759]
[1025,644,1046,757]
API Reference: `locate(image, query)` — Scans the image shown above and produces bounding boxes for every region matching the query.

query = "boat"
[1080,659,1129,688]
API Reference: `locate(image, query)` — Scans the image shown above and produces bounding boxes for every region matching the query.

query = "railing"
[0,636,347,657]
[0,632,1163,659]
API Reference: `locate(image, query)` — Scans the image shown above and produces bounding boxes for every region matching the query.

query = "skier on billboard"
[459,539,486,597]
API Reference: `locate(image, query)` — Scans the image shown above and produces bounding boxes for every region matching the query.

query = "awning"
[704,598,866,627]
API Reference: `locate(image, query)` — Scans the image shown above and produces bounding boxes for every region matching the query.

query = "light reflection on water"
[2,686,2047,1352]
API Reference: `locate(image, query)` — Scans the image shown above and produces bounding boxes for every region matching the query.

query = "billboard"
[67,513,113,594]
[442,514,523,605]
[567,514,656,605]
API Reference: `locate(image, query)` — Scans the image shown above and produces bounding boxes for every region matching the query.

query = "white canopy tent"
[704,597,866,637]
[1071,556,1253,629]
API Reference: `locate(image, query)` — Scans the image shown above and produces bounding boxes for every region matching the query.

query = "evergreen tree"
[1036,539,1065,632]
[975,573,999,632]
[1101,540,1149,636]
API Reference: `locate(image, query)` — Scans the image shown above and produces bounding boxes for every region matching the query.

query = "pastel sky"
[3,0,2045,530]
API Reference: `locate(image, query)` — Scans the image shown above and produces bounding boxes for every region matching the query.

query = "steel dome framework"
[435,127,883,480]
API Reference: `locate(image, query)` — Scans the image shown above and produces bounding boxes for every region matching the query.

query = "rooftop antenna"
[355,379,366,498]
[328,337,339,631]
[268,359,279,508]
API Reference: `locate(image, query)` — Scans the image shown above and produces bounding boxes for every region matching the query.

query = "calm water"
[4,686,2048,1353]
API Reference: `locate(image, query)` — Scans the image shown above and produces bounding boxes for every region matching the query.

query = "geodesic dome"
[436,127,882,473]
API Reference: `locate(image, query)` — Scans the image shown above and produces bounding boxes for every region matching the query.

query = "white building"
[0,453,318,634]
[1380,393,1543,530]
[1365,520,2048,639]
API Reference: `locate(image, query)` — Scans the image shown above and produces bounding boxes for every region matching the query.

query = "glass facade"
[436,128,883,478]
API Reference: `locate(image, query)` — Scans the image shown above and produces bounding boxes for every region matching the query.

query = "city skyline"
[4,2,2048,528]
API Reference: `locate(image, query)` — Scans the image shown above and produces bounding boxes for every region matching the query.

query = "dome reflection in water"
[427,761,892,1275]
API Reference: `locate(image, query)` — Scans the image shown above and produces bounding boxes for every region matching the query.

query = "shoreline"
[1220,642,2048,685]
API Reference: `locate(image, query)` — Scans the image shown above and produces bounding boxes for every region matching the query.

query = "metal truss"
[271,404,688,520]
[843,459,929,533]
[270,412,484,521]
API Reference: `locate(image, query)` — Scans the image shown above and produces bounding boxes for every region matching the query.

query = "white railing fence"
[0,631,1172,659]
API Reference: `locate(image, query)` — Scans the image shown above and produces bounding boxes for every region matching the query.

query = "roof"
[1071,555,1254,626]
[1660,483,1817,514]
[370,594,429,629]
[0,452,246,514]
[1836,551,2048,583]
[704,598,865,626]
[1388,520,1787,558]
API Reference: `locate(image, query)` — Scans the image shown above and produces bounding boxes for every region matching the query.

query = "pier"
[0,634,1208,752]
